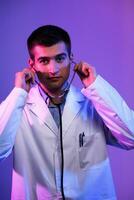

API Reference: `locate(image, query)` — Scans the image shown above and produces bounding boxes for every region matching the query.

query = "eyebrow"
[37,53,67,61]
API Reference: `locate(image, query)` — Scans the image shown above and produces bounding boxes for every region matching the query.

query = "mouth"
[48,76,62,81]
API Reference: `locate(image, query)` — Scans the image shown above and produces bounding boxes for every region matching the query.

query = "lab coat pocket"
[78,135,95,169]
[78,132,107,170]
[79,147,90,169]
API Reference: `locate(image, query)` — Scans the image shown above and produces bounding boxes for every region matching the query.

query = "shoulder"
[26,84,43,104]
[67,85,87,103]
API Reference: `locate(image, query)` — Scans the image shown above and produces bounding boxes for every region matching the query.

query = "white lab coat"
[0,75,134,200]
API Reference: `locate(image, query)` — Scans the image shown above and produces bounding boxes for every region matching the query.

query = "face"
[29,42,71,94]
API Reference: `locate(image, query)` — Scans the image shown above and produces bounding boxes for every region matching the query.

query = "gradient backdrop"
[0,1,134,199]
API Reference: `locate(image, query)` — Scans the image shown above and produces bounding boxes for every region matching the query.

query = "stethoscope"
[32,61,77,199]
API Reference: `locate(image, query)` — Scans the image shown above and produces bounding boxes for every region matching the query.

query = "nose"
[49,60,60,75]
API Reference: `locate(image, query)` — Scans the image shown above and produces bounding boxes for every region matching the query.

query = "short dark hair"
[27,25,71,59]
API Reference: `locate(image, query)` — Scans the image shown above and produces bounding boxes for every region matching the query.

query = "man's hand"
[15,68,35,92]
[74,62,97,88]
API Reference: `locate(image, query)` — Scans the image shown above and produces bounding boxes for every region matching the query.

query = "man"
[0,25,134,200]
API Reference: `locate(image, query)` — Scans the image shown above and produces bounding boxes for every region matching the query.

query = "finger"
[82,62,96,76]
[23,69,35,84]
[74,63,79,72]
[31,66,37,73]
[74,62,83,72]
[82,65,90,77]
[27,67,35,76]
[25,72,32,81]
[74,62,89,77]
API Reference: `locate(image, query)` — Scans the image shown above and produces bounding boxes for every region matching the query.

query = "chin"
[48,82,66,92]
[41,78,68,92]
[46,83,62,90]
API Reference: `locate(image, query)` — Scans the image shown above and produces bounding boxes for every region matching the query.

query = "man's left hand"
[74,62,97,88]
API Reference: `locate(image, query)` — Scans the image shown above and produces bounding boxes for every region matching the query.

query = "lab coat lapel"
[62,86,85,135]
[26,85,58,135]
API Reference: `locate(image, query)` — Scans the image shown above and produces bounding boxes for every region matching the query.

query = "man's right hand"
[15,68,35,92]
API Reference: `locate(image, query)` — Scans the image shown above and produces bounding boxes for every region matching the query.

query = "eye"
[55,55,66,63]
[39,58,50,65]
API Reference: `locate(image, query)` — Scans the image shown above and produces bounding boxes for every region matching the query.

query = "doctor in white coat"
[0,25,134,200]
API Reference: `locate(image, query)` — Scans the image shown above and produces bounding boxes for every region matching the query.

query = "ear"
[28,58,34,69]
[69,52,74,62]
[69,53,76,66]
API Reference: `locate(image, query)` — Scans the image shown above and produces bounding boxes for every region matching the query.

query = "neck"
[38,82,69,105]
[50,95,65,105]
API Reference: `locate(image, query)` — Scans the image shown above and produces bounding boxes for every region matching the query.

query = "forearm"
[81,75,134,148]
[0,87,28,160]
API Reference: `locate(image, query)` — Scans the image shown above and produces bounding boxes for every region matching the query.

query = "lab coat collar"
[26,85,58,135]
[62,85,85,135]
[26,84,85,136]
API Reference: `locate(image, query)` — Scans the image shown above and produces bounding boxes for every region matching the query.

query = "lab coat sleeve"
[0,87,28,160]
[81,75,134,150]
